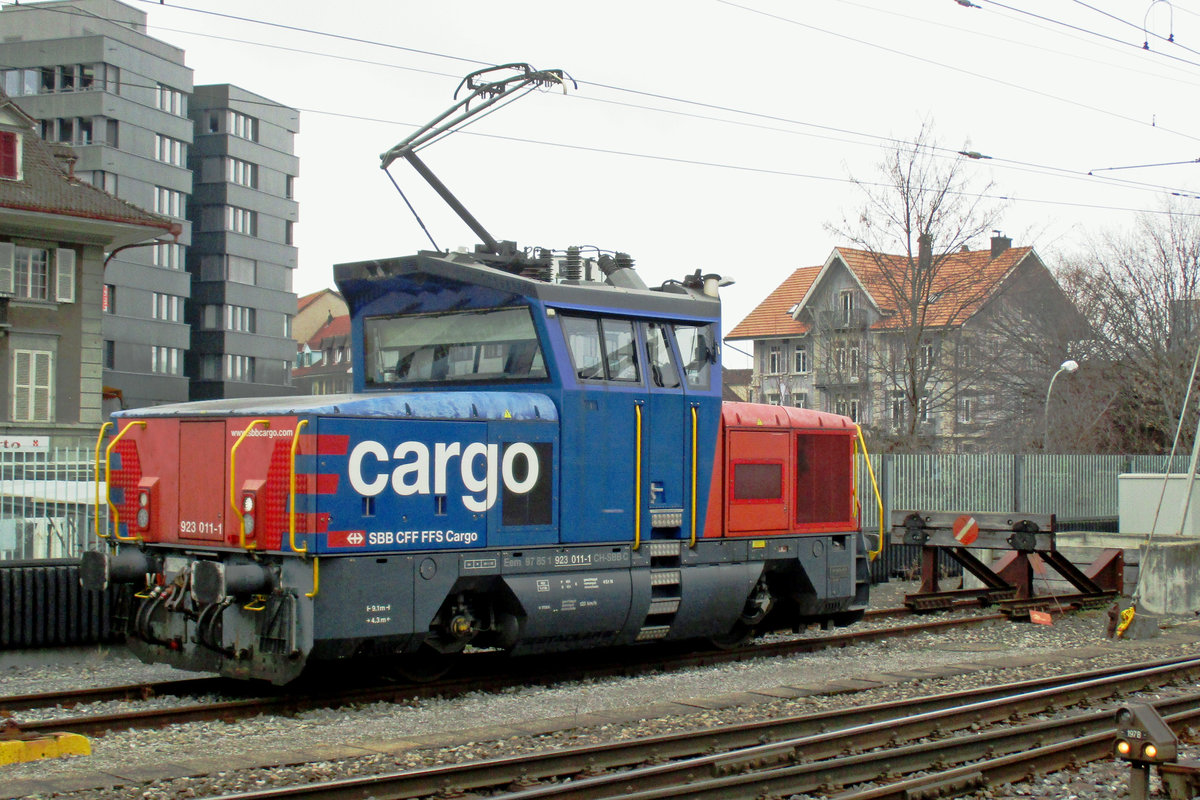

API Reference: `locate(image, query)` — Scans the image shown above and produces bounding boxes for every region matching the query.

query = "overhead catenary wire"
[7,0,1200,200]
[4,0,1200,220]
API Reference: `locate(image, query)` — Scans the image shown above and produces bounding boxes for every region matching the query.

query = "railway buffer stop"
[1114,703,1200,800]
[890,510,1123,617]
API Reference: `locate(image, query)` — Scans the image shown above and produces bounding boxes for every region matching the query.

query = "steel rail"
[7,614,1002,736]
[185,654,1200,800]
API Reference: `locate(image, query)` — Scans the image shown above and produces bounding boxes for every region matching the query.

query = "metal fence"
[0,446,1189,565]
[858,452,1189,580]
[0,444,104,562]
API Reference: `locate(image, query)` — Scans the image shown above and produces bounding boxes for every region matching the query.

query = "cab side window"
[674,323,716,389]
[645,322,681,388]
[562,314,641,383]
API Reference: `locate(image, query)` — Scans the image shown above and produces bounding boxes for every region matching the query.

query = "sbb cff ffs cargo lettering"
[81,64,877,684]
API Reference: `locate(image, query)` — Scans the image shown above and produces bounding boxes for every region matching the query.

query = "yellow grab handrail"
[305,557,320,598]
[689,406,699,548]
[856,425,884,560]
[288,419,309,554]
[633,403,643,551]
[230,418,270,550]
[104,420,146,542]
[93,422,113,540]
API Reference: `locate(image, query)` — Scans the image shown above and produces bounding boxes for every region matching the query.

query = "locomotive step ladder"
[636,539,682,641]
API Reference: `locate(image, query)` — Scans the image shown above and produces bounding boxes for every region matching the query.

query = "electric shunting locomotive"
[80,64,874,684]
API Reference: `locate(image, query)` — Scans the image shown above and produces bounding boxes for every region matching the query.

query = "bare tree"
[827,122,1004,447]
[1058,200,1200,452]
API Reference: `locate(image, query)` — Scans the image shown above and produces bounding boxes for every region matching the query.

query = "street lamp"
[1043,359,1079,450]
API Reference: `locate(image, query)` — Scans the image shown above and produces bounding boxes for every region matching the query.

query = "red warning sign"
[1030,609,1053,626]
[952,514,979,546]
[327,530,366,548]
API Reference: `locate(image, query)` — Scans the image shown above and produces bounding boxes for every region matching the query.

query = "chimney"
[991,231,1011,258]
[918,233,932,272]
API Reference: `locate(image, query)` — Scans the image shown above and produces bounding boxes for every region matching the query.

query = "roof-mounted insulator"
[563,246,582,281]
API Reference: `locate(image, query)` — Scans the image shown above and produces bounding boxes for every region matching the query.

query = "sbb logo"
[348,440,542,512]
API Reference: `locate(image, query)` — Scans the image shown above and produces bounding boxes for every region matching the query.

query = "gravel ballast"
[4,584,1198,800]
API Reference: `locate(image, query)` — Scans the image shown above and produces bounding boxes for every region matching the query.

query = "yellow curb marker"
[0,733,91,765]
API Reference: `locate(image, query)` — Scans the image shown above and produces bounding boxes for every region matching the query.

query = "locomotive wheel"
[394,646,455,683]
[708,622,755,650]
[832,608,866,627]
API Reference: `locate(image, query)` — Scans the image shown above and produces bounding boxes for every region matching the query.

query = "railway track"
[6,610,1003,738]
[172,653,1200,800]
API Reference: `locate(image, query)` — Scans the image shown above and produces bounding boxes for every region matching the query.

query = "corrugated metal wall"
[0,560,117,647]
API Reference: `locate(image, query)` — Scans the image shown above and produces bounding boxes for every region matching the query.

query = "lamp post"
[1043,359,1079,451]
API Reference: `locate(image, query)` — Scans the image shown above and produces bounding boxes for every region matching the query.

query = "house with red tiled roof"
[727,234,1084,451]
[294,288,346,346]
[0,90,178,441]
[292,309,352,395]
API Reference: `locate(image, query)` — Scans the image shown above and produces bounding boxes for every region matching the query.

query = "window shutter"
[0,131,19,180]
[13,351,29,420]
[33,352,51,421]
[55,248,76,303]
[0,242,14,294]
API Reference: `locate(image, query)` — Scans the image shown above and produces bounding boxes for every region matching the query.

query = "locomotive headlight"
[1144,744,1158,760]
[241,491,256,537]
[1116,740,1132,757]
[136,489,152,530]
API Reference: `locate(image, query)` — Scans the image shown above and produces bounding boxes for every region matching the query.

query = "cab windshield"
[364,306,547,387]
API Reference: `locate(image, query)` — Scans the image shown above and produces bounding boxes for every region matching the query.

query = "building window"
[228,111,258,141]
[105,119,119,147]
[12,350,52,422]
[767,345,782,374]
[960,397,974,423]
[921,343,935,371]
[152,293,182,322]
[226,354,255,382]
[285,175,295,199]
[891,394,905,427]
[284,314,293,338]
[84,170,117,193]
[793,345,809,374]
[794,392,807,409]
[919,396,930,423]
[285,219,294,245]
[103,340,115,370]
[200,354,221,380]
[12,246,49,300]
[227,157,257,188]
[226,255,257,284]
[154,134,187,166]
[850,346,860,375]
[225,206,257,235]
[840,290,854,324]
[849,398,861,423]
[152,242,184,269]
[225,304,255,332]
[835,396,847,417]
[156,84,186,115]
[151,346,182,375]
[154,186,185,218]
[103,284,116,314]
[0,131,21,180]
[834,346,846,371]
[2,68,39,97]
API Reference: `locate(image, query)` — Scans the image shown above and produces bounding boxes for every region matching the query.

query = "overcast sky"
[119,0,1200,365]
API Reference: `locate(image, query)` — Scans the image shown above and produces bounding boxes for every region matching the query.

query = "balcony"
[812,308,870,331]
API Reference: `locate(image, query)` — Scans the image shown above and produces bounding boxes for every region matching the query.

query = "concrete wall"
[1119,473,1200,536]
